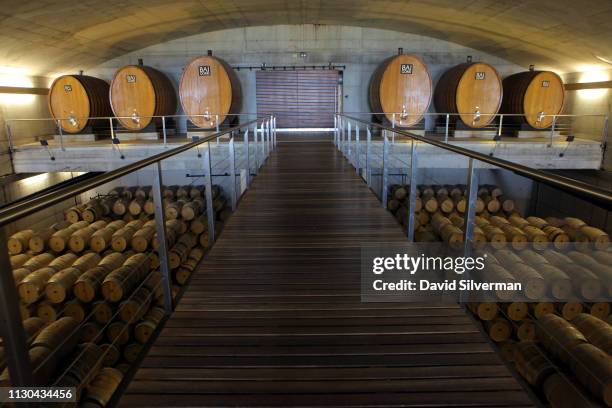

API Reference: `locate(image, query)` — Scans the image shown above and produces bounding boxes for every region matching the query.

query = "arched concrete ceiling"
[1,0,611,76]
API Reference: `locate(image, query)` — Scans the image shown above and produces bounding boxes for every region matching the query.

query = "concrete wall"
[88,24,524,132]
[561,69,611,170]
[0,74,55,176]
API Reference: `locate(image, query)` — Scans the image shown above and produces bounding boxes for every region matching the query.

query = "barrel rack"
[0,115,277,390]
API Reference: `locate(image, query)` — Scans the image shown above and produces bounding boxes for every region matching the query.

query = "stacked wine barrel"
[4,183,229,406]
[385,183,612,406]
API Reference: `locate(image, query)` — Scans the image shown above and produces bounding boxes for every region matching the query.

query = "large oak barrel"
[179,53,242,129]
[110,64,177,131]
[433,62,503,128]
[501,70,565,129]
[48,75,112,134]
[368,52,432,127]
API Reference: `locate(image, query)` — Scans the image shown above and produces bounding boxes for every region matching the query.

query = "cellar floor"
[118,138,535,407]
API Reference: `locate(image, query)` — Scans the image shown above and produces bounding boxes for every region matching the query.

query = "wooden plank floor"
[120,137,534,407]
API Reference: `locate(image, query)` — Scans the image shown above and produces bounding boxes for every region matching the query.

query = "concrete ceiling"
[1,0,611,76]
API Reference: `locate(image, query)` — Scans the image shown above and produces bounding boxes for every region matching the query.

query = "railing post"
[244,128,250,187]
[204,141,216,245]
[498,114,503,138]
[463,158,479,254]
[162,116,167,148]
[5,122,14,153]
[382,133,389,208]
[347,121,352,162]
[57,120,65,152]
[228,135,237,211]
[109,118,115,151]
[342,117,346,154]
[334,115,338,145]
[151,162,174,314]
[406,141,418,241]
[253,124,259,174]
[445,114,450,143]
[549,115,556,148]
[0,228,33,386]
[366,126,372,186]
[260,121,265,161]
[391,113,396,144]
[267,119,271,157]
[355,125,360,174]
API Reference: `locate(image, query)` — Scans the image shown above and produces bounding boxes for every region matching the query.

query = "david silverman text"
[372,279,522,291]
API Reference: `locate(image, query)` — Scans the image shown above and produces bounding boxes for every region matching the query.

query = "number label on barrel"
[475,72,486,80]
[198,66,211,76]
[542,80,550,88]
[126,75,136,83]
[400,64,413,75]
[64,85,72,92]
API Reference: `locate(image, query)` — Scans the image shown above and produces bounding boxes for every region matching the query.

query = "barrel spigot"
[536,111,545,123]
[400,105,408,121]
[473,107,481,123]
[68,115,78,128]
[131,111,141,127]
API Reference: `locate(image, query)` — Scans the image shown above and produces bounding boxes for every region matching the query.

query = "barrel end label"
[199,66,211,76]
[400,64,413,75]
[64,85,72,92]
[475,72,486,80]
[542,80,550,88]
[126,74,136,83]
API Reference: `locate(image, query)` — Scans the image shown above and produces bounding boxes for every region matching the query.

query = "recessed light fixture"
[594,55,612,66]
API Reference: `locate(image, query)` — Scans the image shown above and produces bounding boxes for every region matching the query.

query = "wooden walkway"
[120,138,534,407]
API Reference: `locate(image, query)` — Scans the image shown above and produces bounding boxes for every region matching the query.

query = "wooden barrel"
[73,252,129,303]
[93,301,114,324]
[99,344,120,367]
[45,253,101,304]
[85,367,124,407]
[106,321,130,345]
[48,74,112,133]
[570,343,612,406]
[7,230,34,255]
[543,372,604,408]
[124,343,143,363]
[13,252,56,285]
[572,313,612,354]
[501,70,565,129]
[169,233,198,269]
[81,322,102,343]
[62,342,103,387]
[31,317,80,359]
[135,306,165,344]
[111,220,144,252]
[558,302,584,321]
[179,54,242,129]
[368,53,432,127]
[110,64,177,131]
[537,313,587,365]
[513,341,556,387]
[484,317,511,342]
[0,346,58,386]
[49,220,90,252]
[89,220,126,252]
[18,253,79,303]
[102,253,151,302]
[433,62,503,128]
[10,253,30,269]
[119,287,151,323]
[36,302,59,323]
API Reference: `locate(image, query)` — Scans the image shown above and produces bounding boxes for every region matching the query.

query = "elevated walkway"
[119,137,534,407]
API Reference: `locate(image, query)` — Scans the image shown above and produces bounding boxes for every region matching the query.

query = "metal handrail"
[0,119,259,227]
[339,114,612,210]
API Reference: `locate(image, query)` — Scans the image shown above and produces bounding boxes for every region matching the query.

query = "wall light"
[577,70,609,100]
[0,73,36,105]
